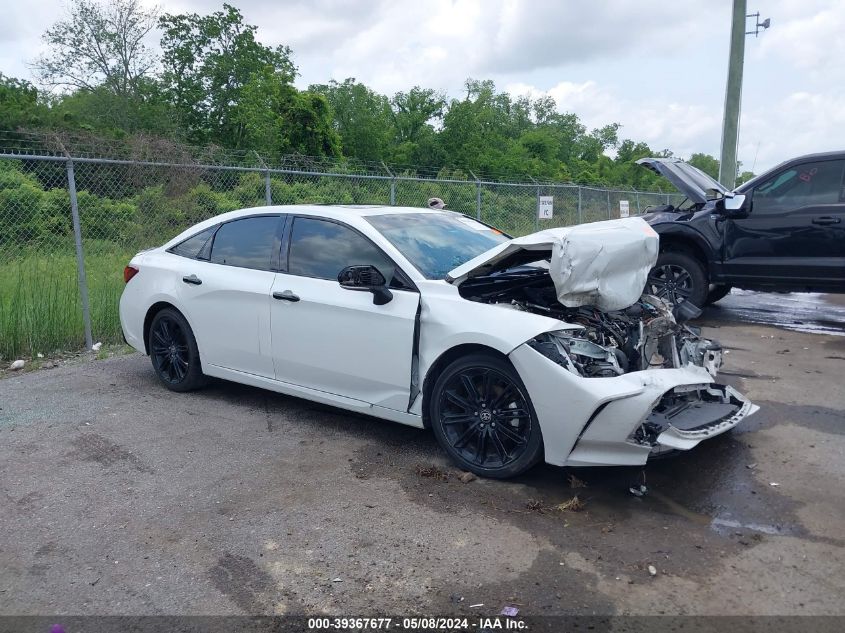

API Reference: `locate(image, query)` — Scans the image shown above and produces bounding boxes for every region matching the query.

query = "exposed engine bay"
[459,266,723,379]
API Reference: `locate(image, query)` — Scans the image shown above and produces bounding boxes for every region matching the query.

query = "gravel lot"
[1,308,844,617]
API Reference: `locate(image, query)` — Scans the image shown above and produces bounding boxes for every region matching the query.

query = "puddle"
[710,517,791,536]
[702,290,845,336]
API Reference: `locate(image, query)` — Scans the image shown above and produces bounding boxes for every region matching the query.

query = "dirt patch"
[67,433,153,473]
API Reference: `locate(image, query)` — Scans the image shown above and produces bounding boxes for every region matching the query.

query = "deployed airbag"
[448,217,659,311]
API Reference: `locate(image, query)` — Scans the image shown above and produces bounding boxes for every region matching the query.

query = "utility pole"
[719,2,770,189]
[718,0,747,190]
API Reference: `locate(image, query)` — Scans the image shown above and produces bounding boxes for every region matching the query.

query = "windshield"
[366,212,509,280]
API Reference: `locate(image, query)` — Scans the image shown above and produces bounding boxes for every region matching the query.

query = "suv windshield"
[366,212,509,280]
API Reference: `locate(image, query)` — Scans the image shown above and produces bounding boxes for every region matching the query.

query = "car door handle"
[272,290,300,302]
[812,216,841,225]
[182,274,202,285]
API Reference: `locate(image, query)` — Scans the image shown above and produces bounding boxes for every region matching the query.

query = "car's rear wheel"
[646,251,708,308]
[430,353,543,479]
[149,308,206,392]
[706,284,732,305]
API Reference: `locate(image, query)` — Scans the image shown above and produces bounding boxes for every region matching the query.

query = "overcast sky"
[1,0,843,172]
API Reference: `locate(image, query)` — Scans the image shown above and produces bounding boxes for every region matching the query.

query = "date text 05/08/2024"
[306,616,527,630]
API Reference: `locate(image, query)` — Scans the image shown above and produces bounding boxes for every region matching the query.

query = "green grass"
[0,244,133,361]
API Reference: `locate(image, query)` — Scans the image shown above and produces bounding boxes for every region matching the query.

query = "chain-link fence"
[0,152,682,360]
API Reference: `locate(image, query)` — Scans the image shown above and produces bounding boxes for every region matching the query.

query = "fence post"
[636,191,641,215]
[66,159,93,350]
[469,170,481,220]
[381,162,396,206]
[253,152,272,205]
[606,190,611,219]
[529,177,540,232]
[578,185,584,224]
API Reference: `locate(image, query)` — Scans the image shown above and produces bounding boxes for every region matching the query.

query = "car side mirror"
[338,264,393,305]
[718,193,748,218]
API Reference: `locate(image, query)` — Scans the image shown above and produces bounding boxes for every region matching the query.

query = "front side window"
[365,212,509,280]
[209,216,281,270]
[753,160,844,214]
[288,217,394,282]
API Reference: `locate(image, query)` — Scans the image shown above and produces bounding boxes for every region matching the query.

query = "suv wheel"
[647,251,708,307]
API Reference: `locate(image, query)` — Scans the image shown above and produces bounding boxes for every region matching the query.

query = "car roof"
[161,205,453,249]
[224,204,447,221]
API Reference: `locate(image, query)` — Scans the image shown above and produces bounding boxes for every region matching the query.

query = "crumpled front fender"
[508,343,757,467]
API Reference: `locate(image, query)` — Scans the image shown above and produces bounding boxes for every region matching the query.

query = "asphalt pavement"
[1,292,844,616]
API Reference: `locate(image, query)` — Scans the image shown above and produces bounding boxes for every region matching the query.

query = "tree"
[159,4,296,147]
[309,79,394,162]
[688,153,720,180]
[32,0,157,96]
[237,68,340,158]
[0,75,47,129]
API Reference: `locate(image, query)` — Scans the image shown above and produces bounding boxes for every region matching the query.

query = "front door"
[270,216,419,412]
[723,158,845,290]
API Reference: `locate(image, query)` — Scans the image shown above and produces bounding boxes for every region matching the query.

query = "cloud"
[480,0,719,74]
[0,0,843,173]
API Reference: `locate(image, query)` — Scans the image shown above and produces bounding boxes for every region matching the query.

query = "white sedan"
[119,205,758,479]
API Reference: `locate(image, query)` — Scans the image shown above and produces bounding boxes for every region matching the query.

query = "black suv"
[637,152,845,307]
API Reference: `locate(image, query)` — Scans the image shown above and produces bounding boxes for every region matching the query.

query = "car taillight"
[124,265,139,283]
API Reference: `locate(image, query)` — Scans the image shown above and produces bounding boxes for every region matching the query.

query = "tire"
[706,284,732,305]
[646,251,708,308]
[429,353,543,479]
[148,308,206,392]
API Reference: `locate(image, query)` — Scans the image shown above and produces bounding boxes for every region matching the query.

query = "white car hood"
[446,217,660,312]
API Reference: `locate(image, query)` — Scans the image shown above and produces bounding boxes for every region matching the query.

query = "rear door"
[176,214,284,378]
[270,216,419,412]
[722,159,845,289]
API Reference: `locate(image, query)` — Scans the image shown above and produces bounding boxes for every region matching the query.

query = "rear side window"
[753,160,845,214]
[169,226,216,259]
[288,217,394,282]
[209,216,281,270]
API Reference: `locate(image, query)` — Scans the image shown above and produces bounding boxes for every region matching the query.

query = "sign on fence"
[619,200,630,218]
[538,196,554,219]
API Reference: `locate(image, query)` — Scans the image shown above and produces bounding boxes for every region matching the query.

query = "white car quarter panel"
[270,273,419,412]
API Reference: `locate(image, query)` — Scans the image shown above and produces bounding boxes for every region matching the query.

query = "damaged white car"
[119,205,758,478]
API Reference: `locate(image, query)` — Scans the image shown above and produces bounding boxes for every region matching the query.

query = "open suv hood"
[446,217,659,312]
[636,157,729,204]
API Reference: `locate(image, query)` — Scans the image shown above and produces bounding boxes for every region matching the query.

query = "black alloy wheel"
[431,354,543,478]
[149,308,205,391]
[648,264,694,304]
[646,251,708,308]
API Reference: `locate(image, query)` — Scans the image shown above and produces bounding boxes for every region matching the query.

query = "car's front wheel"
[646,251,708,307]
[430,353,543,479]
[148,308,206,392]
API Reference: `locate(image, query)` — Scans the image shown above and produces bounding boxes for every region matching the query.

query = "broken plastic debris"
[769,482,780,487]
[9,360,25,370]
[500,606,519,617]
[556,495,585,512]
[648,565,657,576]
[469,603,484,608]
[331,577,343,582]
[92,342,103,351]
[629,484,648,497]
[459,471,476,483]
